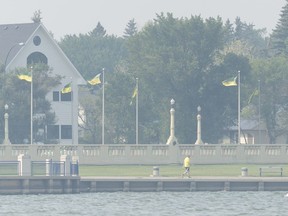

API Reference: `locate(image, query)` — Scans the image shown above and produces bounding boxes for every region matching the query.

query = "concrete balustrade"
[1,144,288,165]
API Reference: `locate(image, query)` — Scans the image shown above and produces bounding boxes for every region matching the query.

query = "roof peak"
[0,23,42,64]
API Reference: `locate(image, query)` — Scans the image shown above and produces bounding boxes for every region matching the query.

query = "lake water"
[0,191,288,216]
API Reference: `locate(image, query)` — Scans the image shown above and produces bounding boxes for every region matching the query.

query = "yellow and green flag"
[248,89,259,104]
[222,76,237,86]
[61,82,72,94]
[17,74,32,82]
[130,85,138,105]
[88,73,101,85]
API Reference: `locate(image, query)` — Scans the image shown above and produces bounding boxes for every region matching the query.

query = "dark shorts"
[185,167,190,172]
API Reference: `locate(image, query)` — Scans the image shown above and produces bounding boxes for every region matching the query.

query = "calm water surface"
[0,191,287,216]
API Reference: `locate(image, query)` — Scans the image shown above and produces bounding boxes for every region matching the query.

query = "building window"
[33,36,41,46]
[53,91,72,102]
[61,92,72,101]
[61,125,72,139]
[27,52,48,65]
[53,91,59,101]
[47,125,59,139]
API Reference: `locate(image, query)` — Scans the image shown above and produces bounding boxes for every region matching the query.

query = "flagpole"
[136,78,139,145]
[30,66,33,145]
[238,70,241,144]
[258,79,261,144]
[102,68,105,145]
[71,78,74,144]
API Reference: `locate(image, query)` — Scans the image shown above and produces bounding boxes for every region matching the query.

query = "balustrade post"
[18,154,31,176]
[166,99,178,145]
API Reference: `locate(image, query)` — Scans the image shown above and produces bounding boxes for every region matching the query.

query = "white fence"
[0,144,288,165]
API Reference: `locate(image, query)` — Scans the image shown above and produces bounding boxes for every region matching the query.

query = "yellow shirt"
[184,157,190,168]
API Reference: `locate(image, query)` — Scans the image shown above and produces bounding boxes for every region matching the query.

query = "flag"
[222,76,237,86]
[88,73,101,85]
[248,89,259,104]
[61,82,72,94]
[130,85,138,105]
[132,86,138,98]
[17,74,32,82]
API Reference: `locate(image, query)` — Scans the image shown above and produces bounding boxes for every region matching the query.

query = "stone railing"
[0,144,287,165]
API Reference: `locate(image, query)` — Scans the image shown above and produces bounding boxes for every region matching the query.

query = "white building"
[0,22,86,144]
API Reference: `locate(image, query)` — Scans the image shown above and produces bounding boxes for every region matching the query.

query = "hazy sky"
[0,0,286,40]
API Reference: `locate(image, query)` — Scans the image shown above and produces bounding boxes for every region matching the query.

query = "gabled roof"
[228,119,265,131]
[0,22,86,85]
[0,23,40,65]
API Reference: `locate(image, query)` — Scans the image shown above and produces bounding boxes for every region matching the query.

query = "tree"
[60,32,125,81]
[125,13,251,143]
[0,64,61,143]
[59,12,265,144]
[31,10,42,23]
[89,22,107,38]
[250,56,288,143]
[271,0,288,55]
[123,19,138,38]
[78,87,102,143]
[60,24,131,144]
[233,17,267,58]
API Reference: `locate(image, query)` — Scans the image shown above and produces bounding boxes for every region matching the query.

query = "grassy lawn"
[79,164,288,177]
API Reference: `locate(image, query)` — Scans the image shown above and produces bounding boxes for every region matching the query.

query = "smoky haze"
[0,0,285,40]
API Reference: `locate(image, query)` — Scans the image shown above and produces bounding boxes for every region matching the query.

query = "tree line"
[2,1,288,144]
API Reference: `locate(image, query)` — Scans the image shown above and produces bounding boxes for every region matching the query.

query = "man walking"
[182,155,191,178]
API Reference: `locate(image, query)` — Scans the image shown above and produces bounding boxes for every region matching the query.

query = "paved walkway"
[81,176,288,181]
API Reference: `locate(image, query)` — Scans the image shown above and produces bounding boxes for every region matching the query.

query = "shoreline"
[0,176,287,194]
[80,176,288,192]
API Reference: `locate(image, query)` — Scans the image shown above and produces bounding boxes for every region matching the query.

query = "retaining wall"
[0,176,288,194]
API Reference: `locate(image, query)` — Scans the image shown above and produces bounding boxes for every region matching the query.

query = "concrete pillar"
[195,106,203,144]
[45,159,52,176]
[3,104,11,144]
[22,179,30,194]
[90,181,97,192]
[190,181,196,191]
[166,99,178,145]
[224,181,230,191]
[241,167,248,177]
[18,154,31,176]
[156,181,163,192]
[60,155,71,176]
[47,179,53,194]
[152,166,160,177]
[64,179,72,193]
[123,181,130,192]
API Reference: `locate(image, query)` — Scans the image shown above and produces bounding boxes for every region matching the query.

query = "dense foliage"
[271,0,288,55]
[0,64,61,143]
[2,2,288,144]
[59,13,272,144]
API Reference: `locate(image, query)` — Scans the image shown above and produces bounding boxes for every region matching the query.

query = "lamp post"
[4,42,24,71]
[166,98,178,145]
[195,106,203,145]
[3,104,11,144]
